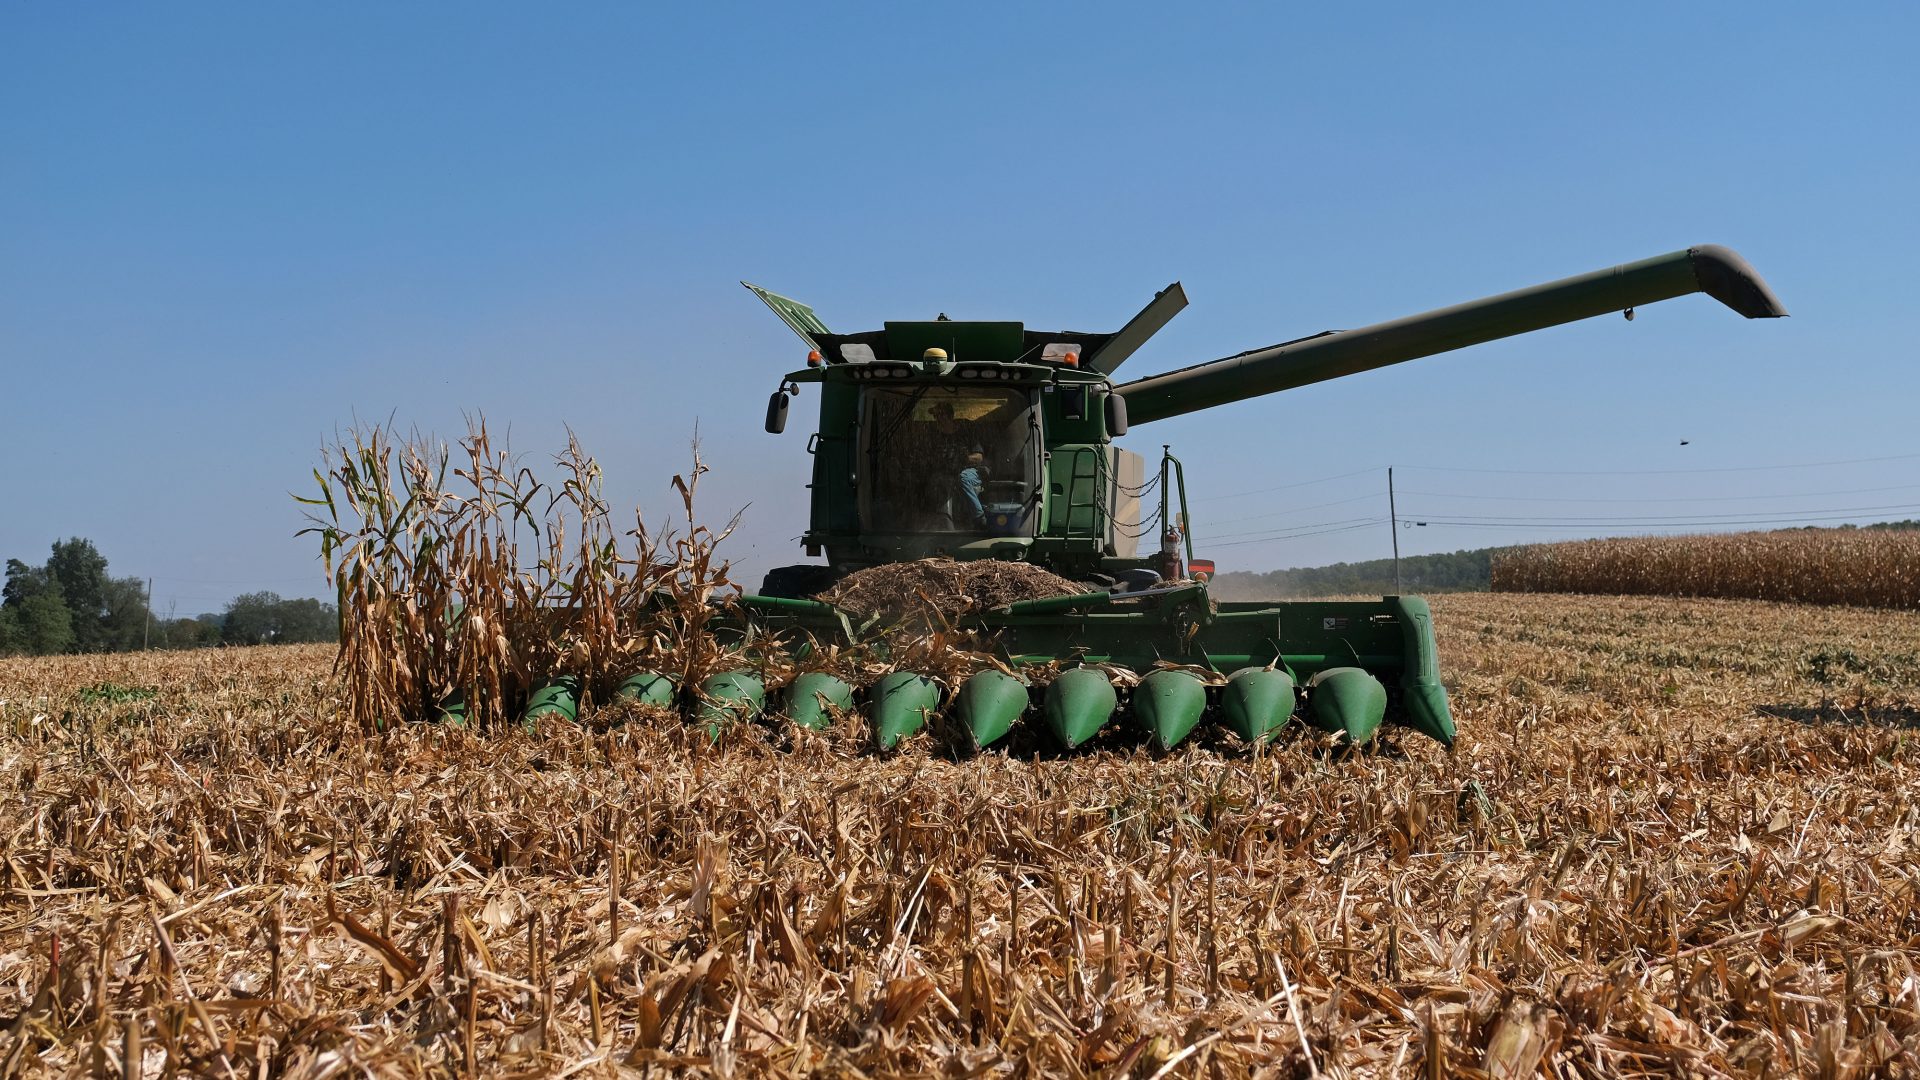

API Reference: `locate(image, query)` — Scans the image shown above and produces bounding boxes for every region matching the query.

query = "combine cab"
[611,247,1786,751]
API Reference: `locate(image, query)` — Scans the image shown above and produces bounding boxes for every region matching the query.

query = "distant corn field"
[1492,528,1920,608]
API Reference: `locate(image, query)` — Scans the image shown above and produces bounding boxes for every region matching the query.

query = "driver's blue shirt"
[959,466,985,522]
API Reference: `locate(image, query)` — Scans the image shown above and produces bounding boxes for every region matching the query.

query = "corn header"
[544,246,1787,750]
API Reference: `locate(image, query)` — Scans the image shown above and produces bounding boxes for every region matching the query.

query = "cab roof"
[811,322,1117,366]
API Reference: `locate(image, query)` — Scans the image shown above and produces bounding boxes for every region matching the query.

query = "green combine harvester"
[617,246,1787,751]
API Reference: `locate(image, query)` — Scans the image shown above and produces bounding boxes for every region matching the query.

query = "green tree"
[100,576,152,651]
[157,613,222,649]
[15,591,74,654]
[46,538,110,651]
[275,597,336,643]
[1210,547,1505,600]
[1,561,75,655]
[222,591,287,645]
[3,559,42,607]
[221,592,338,645]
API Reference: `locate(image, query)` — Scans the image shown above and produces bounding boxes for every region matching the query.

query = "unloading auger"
[537,247,1786,751]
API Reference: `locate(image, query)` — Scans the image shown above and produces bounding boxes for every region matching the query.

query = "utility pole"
[144,578,153,650]
[1388,468,1401,593]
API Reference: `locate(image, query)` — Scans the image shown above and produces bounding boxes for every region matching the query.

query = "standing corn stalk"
[299,419,739,731]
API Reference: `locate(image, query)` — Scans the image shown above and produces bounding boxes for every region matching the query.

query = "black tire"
[758,563,839,599]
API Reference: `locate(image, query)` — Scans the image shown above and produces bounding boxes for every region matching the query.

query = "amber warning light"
[806,350,823,367]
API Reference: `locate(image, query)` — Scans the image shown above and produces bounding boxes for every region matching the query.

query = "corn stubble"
[7,485,1920,1075]
[1,601,1916,1076]
[1494,529,1920,609]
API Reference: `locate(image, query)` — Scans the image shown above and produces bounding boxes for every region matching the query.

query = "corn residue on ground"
[4,593,1920,1077]
[819,558,1084,619]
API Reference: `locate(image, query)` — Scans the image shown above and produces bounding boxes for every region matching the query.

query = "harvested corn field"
[1493,528,1920,609]
[5,592,1920,1077]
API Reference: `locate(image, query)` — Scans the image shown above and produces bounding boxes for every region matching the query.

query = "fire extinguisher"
[1159,523,1183,581]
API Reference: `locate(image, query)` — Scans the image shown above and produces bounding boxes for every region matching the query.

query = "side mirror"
[1105,391,1129,436]
[764,391,789,434]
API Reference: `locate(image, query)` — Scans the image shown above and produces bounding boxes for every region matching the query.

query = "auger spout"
[1116,245,1786,425]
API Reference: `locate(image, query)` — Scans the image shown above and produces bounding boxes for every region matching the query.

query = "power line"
[1192,466,1384,502]
[1180,450,1920,565]
[1189,450,1920,511]
[1203,515,1385,543]
[1399,451,1920,478]
[1180,478,1920,556]
[1398,501,1920,525]
[150,574,325,586]
[1187,450,1920,515]
[151,598,242,606]
[1208,520,1385,549]
[1412,512,1920,532]
[1399,482,1920,505]
[1207,492,1382,526]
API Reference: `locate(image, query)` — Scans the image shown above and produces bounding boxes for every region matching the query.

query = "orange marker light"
[806,350,823,367]
[1062,352,1079,366]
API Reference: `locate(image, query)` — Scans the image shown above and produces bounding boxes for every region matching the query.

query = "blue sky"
[2,4,1914,612]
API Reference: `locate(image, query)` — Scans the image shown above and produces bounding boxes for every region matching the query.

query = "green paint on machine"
[519,247,1785,752]
[957,669,1029,749]
[521,675,582,728]
[1132,669,1209,750]
[784,671,855,730]
[1044,668,1118,749]
[614,671,676,709]
[871,671,941,751]
[1307,667,1389,743]
[1221,667,1296,744]
[697,671,764,740]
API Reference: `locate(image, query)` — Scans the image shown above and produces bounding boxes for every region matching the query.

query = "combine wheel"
[1133,670,1208,750]
[522,675,582,727]
[696,671,765,739]
[1221,667,1295,743]
[614,671,676,708]
[871,672,942,750]
[784,671,855,730]
[1306,667,1388,743]
[955,670,1029,750]
[1044,668,1118,749]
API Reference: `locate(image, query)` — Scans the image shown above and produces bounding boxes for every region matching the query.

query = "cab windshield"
[860,385,1037,535]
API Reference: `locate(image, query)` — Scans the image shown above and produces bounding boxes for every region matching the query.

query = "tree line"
[0,538,336,656]
[1210,547,1505,600]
